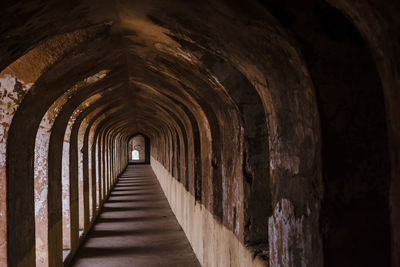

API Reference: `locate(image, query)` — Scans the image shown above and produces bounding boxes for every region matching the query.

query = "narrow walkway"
[71,165,200,267]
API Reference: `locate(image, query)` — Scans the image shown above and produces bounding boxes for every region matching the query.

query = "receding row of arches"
[0,0,399,266]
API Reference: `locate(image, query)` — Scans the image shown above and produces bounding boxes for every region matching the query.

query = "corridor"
[1,0,399,266]
[71,165,200,267]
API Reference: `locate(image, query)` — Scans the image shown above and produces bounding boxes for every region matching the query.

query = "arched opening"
[128,133,150,164]
[0,1,397,266]
[131,150,139,160]
[262,1,391,265]
[310,7,390,267]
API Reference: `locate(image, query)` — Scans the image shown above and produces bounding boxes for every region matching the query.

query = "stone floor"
[71,165,200,267]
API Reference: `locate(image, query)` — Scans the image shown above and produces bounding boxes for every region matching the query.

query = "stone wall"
[151,157,266,267]
[0,0,398,266]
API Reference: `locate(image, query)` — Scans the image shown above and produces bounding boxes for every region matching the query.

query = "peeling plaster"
[84,70,109,84]
[268,199,316,267]
[33,70,110,261]
[34,75,78,267]
[0,74,32,265]
[0,75,32,167]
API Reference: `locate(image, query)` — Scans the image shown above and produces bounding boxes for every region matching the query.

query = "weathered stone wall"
[260,1,396,266]
[0,0,397,266]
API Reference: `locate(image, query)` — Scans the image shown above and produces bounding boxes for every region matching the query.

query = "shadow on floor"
[70,165,200,267]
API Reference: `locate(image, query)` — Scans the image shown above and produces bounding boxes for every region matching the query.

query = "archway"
[128,133,150,164]
[0,1,397,266]
[131,150,139,160]
[262,1,391,265]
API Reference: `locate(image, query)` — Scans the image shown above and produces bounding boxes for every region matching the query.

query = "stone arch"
[1,1,396,266]
[144,2,325,265]
[324,3,400,265]
[3,31,114,267]
[0,25,109,266]
[261,0,392,265]
[128,133,150,164]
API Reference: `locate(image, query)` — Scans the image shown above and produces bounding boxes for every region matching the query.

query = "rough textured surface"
[0,0,398,266]
[71,164,200,267]
[259,1,392,265]
[268,199,319,267]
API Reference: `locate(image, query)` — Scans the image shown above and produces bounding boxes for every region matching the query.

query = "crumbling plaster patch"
[269,198,321,267]
[0,75,32,264]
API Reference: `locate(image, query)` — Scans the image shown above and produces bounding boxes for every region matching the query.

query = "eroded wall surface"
[0,0,398,266]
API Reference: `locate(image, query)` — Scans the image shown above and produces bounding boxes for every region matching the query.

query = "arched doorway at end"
[128,133,150,164]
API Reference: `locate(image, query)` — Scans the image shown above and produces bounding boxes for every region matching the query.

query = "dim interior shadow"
[115,181,156,184]
[95,215,169,223]
[128,162,149,165]
[74,241,193,258]
[109,192,157,197]
[111,188,152,192]
[118,174,152,177]
[101,206,169,212]
[105,199,164,204]
[87,227,181,238]
[112,187,156,190]
[114,184,156,188]
[116,179,154,181]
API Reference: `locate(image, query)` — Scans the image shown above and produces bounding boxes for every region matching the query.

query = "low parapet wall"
[151,157,266,267]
